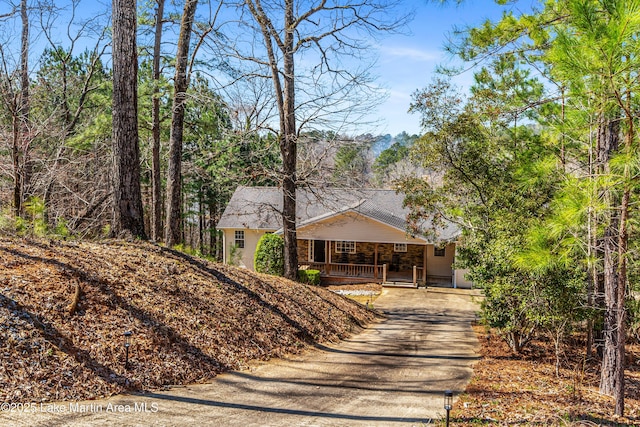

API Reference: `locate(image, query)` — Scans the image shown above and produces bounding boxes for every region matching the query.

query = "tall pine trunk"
[164,0,198,247]
[597,115,626,416]
[151,0,165,241]
[111,0,146,239]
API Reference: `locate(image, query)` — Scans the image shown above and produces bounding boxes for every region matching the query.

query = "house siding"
[223,228,272,271]
[455,269,473,289]
[297,211,423,244]
[428,243,455,280]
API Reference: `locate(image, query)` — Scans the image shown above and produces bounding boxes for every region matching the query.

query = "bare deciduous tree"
[17,0,29,216]
[227,0,407,280]
[164,0,199,247]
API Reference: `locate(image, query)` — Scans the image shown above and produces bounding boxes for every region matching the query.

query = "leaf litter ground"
[3,235,639,425]
[0,236,377,403]
[456,325,640,426]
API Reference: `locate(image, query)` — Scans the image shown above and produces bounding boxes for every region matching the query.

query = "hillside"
[0,236,377,402]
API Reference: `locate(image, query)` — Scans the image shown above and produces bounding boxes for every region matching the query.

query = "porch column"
[328,241,332,275]
[423,244,428,285]
[222,231,227,264]
[453,244,457,289]
[324,241,329,273]
[374,243,379,279]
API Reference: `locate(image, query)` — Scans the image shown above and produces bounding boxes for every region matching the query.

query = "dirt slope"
[0,236,377,402]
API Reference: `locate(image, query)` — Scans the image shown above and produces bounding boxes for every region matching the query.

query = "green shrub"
[24,197,48,237]
[228,243,242,266]
[298,269,321,285]
[0,206,12,232]
[54,217,71,239]
[1,200,73,239]
[254,233,284,276]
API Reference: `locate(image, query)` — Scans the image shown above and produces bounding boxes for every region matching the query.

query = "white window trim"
[335,241,356,254]
[394,243,407,252]
[234,230,245,248]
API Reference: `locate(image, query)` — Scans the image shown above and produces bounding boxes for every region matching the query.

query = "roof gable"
[297,210,428,243]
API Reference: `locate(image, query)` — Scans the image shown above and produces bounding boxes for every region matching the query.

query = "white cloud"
[378,45,439,63]
[388,89,412,103]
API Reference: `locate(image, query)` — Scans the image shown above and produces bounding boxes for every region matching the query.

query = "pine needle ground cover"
[456,325,640,426]
[0,236,377,402]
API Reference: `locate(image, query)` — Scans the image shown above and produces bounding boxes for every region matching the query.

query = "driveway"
[3,287,480,426]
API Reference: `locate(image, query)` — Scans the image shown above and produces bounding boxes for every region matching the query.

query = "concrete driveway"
[3,287,480,426]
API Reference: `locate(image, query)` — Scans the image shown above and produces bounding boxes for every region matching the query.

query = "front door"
[313,240,326,263]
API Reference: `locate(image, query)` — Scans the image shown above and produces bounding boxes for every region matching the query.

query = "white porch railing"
[305,262,385,279]
[302,262,452,286]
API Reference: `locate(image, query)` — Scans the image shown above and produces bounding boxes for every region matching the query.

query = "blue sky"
[373,1,532,137]
[0,0,534,139]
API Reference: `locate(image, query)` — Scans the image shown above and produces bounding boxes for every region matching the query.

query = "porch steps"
[383,281,418,289]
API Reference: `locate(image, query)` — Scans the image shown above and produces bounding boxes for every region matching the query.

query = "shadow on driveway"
[4,287,480,427]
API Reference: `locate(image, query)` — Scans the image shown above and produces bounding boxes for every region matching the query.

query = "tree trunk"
[600,220,624,395]
[281,143,298,280]
[151,0,165,242]
[281,0,298,281]
[111,0,147,239]
[597,115,625,416]
[209,196,219,260]
[13,0,29,217]
[198,188,205,254]
[164,0,198,247]
[12,114,21,217]
[20,0,30,201]
[245,0,298,280]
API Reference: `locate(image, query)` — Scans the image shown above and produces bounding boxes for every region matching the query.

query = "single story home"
[217,186,472,288]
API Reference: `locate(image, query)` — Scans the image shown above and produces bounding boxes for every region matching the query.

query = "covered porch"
[298,240,455,287]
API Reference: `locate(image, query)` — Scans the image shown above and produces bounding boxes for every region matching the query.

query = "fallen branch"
[67,279,82,315]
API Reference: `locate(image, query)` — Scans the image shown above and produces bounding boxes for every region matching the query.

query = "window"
[234,230,245,248]
[335,241,356,254]
[394,243,407,252]
[434,246,445,257]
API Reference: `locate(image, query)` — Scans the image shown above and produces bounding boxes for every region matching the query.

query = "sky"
[372,1,532,137]
[0,0,536,139]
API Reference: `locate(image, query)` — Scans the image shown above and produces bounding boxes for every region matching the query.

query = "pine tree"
[111,0,146,239]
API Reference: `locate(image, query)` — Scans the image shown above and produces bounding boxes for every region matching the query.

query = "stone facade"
[297,239,310,261]
[294,238,465,286]
[297,239,427,271]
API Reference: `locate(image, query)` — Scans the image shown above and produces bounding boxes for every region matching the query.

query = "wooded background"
[1,0,640,417]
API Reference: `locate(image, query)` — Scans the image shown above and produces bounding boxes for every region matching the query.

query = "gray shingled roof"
[217,186,459,242]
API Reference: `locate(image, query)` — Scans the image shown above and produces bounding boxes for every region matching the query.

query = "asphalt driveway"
[3,287,480,426]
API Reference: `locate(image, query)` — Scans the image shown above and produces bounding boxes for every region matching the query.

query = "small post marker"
[444,390,453,427]
[124,331,132,369]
